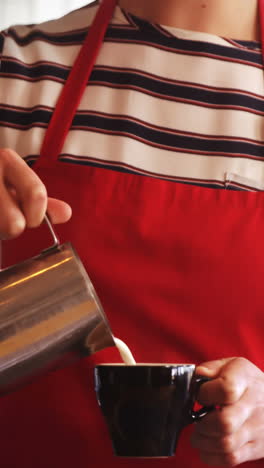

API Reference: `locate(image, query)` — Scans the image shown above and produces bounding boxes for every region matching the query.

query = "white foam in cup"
[114,337,136,365]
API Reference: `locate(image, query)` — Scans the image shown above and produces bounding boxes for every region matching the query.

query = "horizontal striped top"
[1,1,264,190]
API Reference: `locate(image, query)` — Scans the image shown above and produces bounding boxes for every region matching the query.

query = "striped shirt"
[0,1,264,190]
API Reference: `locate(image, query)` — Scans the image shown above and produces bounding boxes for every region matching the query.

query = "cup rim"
[95,363,196,367]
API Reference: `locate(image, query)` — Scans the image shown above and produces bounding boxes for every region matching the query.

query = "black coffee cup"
[94,363,213,458]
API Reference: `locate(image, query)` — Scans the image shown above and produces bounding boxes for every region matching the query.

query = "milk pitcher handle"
[42,214,60,252]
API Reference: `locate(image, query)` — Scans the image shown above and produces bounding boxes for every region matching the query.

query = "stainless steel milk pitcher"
[0,216,115,395]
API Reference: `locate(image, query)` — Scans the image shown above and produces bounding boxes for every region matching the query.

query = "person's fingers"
[198,441,254,467]
[191,428,246,455]
[195,438,262,467]
[47,198,72,224]
[193,401,250,437]
[192,407,264,453]
[2,148,48,228]
[0,179,26,238]
[191,369,264,467]
[196,358,260,406]
[0,148,72,239]
[196,358,238,378]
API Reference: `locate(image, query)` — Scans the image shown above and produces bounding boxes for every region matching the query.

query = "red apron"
[1,1,264,467]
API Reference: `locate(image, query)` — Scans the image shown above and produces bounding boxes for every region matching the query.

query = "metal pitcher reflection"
[0,216,115,395]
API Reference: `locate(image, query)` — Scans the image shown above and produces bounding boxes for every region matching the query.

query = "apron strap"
[35,0,117,169]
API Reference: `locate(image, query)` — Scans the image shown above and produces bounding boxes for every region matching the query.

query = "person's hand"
[0,148,72,239]
[191,357,264,466]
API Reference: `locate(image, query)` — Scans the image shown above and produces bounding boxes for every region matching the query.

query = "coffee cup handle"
[189,375,215,423]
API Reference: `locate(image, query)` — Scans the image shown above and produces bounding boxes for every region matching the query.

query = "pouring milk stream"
[114,338,136,365]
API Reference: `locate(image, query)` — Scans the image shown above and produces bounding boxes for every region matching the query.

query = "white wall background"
[0,0,92,30]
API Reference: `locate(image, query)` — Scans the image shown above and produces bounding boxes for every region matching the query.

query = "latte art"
[114,337,136,365]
